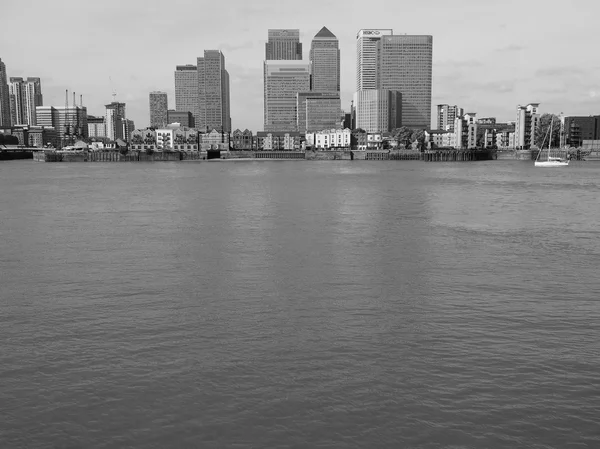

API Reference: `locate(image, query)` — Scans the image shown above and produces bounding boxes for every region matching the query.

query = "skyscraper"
[266,29,302,60]
[149,91,168,127]
[105,102,126,141]
[0,58,11,127]
[9,77,43,126]
[377,35,433,129]
[297,91,341,132]
[264,61,310,132]
[310,27,340,92]
[174,64,199,126]
[356,29,393,91]
[197,50,231,132]
[355,89,402,133]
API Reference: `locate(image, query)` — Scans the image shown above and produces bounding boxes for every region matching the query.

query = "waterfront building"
[355,89,402,133]
[562,115,600,147]
[231,129,254,150]
[424,129,449,148]
[266,29,302,60]
[167,110,195,128]
[149,91,168,128]
[87,115,106,138]
[0,58,10,127]
[156,128,175,150]
[377,35,433,129]
[105,102,126,142]
[437,104,463,131]
[454,113,477,149]
[197,50,231,133]
[515,103,539,149]
[356,29,393,91]
[256,131,301,150]
[200,129,230,150]
[310,27,340,93]
[174,64,199,125]
[296,91,341,132]
[305,128,351,149]
[8,77,42,126]
[264,60,310,132]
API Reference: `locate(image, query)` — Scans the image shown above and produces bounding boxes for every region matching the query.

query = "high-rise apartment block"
[9,77,43,126]
[105,102,126,141]
[562,115,600,147]
[264,61,310,132]
[266,29,302,60]
[174,65,199,126]
[149,91,168,128]
[87,115,106,138]
[355,29,433,131]
[310,27,340,92]
[437,104,463,132]
[0,59,11,127]
[515,103,540,149]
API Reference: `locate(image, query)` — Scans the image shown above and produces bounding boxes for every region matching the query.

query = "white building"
[306,128,351,149]
[156,128,175,150]
[515,103,539,149]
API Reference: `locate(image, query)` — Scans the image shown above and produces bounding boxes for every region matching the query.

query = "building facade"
[562,115,600,147]
[454,113,477,149]
[174,64,199,126]
[355,89,402,133]
[87,115,106,138]
[377,35,433,129]
[305,128,351,149]
[266,29,302,60]
[167,110,195,128]
[356,29,393,91]
[296,91,341,132]
[231,129,255,150]
[264,60,310,132]
[0,58,10,127]
[149,91,168,128]
[310,27,340,93]
[256,131,301,150]
[197,50,230,133]
[437,104,463,131]
[35,105,87,148]
[105,102,126,141]
[515,103,540,149]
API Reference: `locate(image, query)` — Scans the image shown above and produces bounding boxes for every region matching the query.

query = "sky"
[2,0,600,131]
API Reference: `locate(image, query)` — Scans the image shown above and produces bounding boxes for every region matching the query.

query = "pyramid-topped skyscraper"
[310,26,340,93]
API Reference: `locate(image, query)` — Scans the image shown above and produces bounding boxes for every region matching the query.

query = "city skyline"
[2,0,599,132]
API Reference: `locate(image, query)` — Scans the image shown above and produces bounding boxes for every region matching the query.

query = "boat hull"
[534,160,569,167]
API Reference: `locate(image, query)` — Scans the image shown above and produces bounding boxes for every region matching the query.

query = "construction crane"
[64,89,71,148]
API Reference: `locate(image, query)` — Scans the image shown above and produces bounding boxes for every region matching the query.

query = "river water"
[1,160,599,448]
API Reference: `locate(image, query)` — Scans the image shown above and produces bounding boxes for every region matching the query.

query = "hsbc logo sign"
[358,29,392,39]
[363,30,380,35]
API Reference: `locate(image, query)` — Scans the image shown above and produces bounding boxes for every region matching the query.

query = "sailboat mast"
[548,116,553,160]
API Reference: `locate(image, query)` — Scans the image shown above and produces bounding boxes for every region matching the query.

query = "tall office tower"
[174,64,199,126]
[356,29,393,91]
[437,104,463,131]
[105,102,126,141]
[197,50,231,132]
[515,103,540,149]
[9,77,43,125]
[0,59,12,127]
[297,91,341,132]
[310,27,340,92]
[264,61,310,131]
[377,35,433,129]
[36,105,87,148]
[266,29,302,60]
[149,91,168,127]
[355,89,402,133]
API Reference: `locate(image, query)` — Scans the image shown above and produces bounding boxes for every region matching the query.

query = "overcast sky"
[3,0,599,131]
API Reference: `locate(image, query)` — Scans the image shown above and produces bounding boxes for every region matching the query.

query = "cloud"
[535,67,585,77]
[220,41,257,53]
[435,59,483,68]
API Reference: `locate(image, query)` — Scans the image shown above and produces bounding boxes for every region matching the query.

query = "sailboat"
[534,115,569,167]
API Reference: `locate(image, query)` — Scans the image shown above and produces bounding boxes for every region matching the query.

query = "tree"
[392,126,413,149]
[535,113,561,149]
[410,129,426,151]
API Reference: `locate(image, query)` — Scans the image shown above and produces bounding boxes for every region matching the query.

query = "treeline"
[0,134,20,145]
